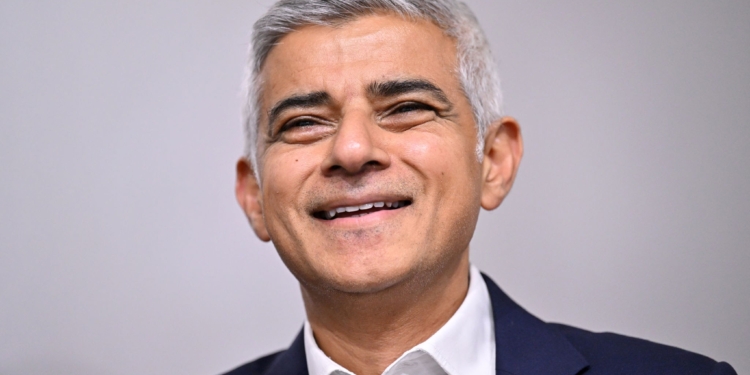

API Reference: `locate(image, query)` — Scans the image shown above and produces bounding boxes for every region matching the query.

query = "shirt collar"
[304,320,351,375]
[304,265,495,375]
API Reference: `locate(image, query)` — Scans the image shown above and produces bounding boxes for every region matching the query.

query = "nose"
[321,110,391,176]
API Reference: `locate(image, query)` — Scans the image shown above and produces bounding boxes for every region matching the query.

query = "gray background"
[1,0,748,374]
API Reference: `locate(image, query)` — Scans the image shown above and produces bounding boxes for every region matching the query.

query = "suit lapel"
[264,329,309,375]
[481,273,588,375]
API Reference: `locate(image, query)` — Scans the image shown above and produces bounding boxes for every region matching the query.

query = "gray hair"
[242,0,504,172]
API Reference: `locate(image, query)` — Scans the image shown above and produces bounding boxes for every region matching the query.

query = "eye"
[378,101,439,132]
[272,115,335,144]
[390,102,435,115]
[278,117,319,133]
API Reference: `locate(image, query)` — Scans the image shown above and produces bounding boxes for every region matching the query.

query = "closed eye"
[390,102,436,115]
[272,115,335,144]
[279,117,319,133]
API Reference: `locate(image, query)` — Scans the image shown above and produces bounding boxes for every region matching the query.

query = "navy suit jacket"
[223,274,736,375]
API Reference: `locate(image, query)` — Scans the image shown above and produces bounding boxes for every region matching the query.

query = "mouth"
[312,200,413,221]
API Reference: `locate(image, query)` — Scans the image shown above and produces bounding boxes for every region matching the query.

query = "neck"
[301,252,470,375]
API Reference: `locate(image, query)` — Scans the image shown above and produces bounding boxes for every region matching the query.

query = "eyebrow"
[267,91,332,133]
[367,79,452,106]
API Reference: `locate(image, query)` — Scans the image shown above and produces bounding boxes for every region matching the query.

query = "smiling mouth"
[313,200,412,221]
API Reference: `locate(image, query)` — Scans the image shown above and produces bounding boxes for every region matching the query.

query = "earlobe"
[480,117,524,210]
[235,158,271,242]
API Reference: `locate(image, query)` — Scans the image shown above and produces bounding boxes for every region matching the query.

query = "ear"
[480,117,524,210]
[235,158,271,242]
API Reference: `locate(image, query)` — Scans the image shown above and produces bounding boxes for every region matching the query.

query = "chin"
[320,262,417,295]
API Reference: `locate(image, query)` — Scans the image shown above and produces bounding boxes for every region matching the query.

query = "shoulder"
[549,323,737,375]
[220,351,284,375]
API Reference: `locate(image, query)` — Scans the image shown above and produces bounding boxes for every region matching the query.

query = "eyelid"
[276,115,330,135]
[386,101,437,115]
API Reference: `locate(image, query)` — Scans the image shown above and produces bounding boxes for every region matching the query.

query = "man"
[227,0,736,374]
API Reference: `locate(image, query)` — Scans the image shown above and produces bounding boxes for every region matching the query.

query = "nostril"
[364,160,381,168]
[323,159,384,176]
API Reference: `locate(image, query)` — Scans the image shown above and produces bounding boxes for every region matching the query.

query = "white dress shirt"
[304,265,495,375]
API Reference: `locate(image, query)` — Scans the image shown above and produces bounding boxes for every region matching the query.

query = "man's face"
[244,14,489,293]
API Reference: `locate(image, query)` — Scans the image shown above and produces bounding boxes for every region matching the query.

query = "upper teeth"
[323,201,405,220]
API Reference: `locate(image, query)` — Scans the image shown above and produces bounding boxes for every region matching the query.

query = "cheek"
[400,130,481,185]
[396,130,482,258]
[399,129,483,223]
[260,148,321,224]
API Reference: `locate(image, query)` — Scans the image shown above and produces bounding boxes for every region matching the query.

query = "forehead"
[258,14,460,109]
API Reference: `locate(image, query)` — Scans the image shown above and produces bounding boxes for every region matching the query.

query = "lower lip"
[316,206,408,228]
